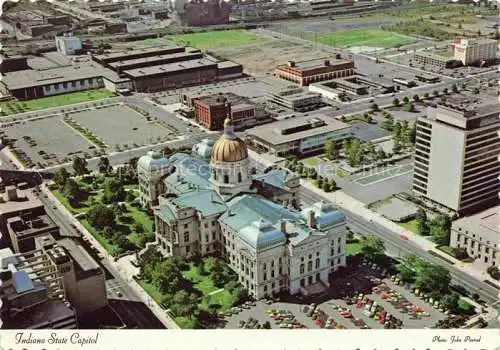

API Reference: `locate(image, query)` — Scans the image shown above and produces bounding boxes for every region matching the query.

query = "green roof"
[173,190,227,217]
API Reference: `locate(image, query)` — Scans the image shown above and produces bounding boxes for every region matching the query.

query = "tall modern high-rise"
[412,102,500,214]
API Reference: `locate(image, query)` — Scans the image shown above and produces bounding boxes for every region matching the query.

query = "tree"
[170,290,199,318]
[442,87,448,95]
[329,178,336,191]
[321,181,330,192]
[392,98,400,107]
[138,246,163,280]
[324,139,336,160]
[366,141,376,160]
[432,90,439,97]
[360,235,385,263]
[316,176,324,188]
[72,156,88,176]
[402,96,409,104]
[376,147,386,160]
[487,266,500,281]
[64,178,80,199]
[370,103,379,111]
[102,177,126,203]
[134,222,144,233]
[103,226,114,238]
[392,138,402,154]
[414,264,451,294]
[423,92,430,99]
[416,208,430,236]
[412,94,420,102]
[404,103,415,112]
[87,204,116,230]
[429,214,451,245]
[98,156,111,174]
[152,260,184,295]
[263,321,271,329]
[451,83,458,93]
[54,168,70,187]
[440,293,459,312]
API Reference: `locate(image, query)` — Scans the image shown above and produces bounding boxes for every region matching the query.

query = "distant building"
[414,52,456,69]
[454,38,498,66]
[174,0,231,27]
[412,103,500,214]
[55,34,83,56]
[247,114,351,156]
[0,55,29,74]
[309,74,395,99]
[450,205,499,267]
[274,57,355,86]
[266,86,323,112]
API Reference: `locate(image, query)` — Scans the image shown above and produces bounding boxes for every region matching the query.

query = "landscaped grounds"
[170,29,266,50]
[0,89,115,116]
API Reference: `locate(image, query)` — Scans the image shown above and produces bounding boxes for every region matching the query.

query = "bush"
[487,266,499,281]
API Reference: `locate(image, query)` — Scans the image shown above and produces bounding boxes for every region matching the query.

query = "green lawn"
[458,298,474,313]
[345,242,363,256]
[170,29,265,50]
[301,156,323,166]
[0,89,115,116]
[311,29,415,49]
[399,219,419,234]
[367,197,393,210]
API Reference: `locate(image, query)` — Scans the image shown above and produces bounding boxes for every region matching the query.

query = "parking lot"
[71,105,173,148]
[2,117,95,167]
[223,263,446,329]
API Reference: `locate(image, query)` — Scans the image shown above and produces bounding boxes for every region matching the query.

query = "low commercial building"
[310,75,394,100]
[193,93,263,130]
[266,86,323,112]
[414,52,456,69]
[274,57,355,86]
[450,205,499,267]
[0,55,29,74]
[247,114,351,156]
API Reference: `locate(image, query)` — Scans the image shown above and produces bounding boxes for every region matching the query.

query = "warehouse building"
[274,57,355,86]
[92,46,243,92]
[247,114,352,156]
[266,86,324,112]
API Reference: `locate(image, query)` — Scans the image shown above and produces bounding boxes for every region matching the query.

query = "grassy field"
[0,89,115,116]
[170,29,265,50]
[302,156,323,166]
[312,29,415,49]
[399,219,419,234]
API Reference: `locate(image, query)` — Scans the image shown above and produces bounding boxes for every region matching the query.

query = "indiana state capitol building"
[137,117,347,298]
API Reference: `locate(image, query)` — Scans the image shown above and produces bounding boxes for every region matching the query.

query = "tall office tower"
[412,102,500,214]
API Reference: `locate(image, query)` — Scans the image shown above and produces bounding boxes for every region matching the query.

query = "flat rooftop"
[452,205,499,245]
[247,114,351,145]
[123,58,217,78]
[58,238,100,273]
[108,51,203,69]
[92,45,186,62]
[0,188,43,215]
[4,300,75,329]
[289,57,352,70]
[7,214,58,239]
[1,64,103,90]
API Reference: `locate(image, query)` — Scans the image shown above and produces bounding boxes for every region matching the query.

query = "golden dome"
[211,136,248,163]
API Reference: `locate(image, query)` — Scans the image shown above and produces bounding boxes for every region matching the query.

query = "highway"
[299,186,499,304]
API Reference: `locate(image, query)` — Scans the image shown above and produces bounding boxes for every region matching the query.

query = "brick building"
[193,93,259,130]
[274,57,355,86]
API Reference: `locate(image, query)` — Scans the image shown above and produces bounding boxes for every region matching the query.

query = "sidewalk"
[300,180,499,286]
[40,183,180,329]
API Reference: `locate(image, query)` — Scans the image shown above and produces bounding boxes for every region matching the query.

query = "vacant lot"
[211,40,331,74]
[0,89,115,116]
[169,29,266,50]
[312,29,415,49]
[71,105,171,149]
